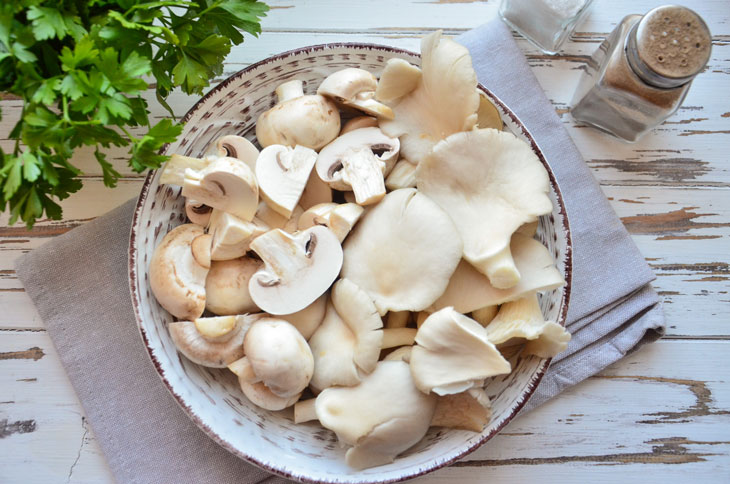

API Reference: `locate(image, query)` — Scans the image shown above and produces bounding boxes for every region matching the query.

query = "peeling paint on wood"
[0,419,37,438]
[0,347,45,361]
[621,207,730,236]
[588,158,711,184]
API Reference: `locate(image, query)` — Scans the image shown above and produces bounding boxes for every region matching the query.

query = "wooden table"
[2,1,728,482]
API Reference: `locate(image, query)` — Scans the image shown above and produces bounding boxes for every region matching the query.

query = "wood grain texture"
[1,0,729,482]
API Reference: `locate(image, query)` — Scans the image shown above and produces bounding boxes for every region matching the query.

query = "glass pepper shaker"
[570,5,712,142]
[499,0,595,55]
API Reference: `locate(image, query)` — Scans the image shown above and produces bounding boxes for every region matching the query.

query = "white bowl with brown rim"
[128,43,572,483]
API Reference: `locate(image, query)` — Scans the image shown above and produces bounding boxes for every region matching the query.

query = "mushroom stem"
[276,79,305,102]
[386,311,409,329]
[294,399,318,424]
[341,148,386,205]
[473,244,521,290]
[381,328,417,349]
[228,356,259,383]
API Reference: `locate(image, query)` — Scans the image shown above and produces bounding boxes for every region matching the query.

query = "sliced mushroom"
[256,145,318,218]
[416,128,552,289]
[431,388,492,432]
[385,159,417,191]
[149,224,209,320]
[248,226,343,315]
[185,199,213,226]
[409,308,511,395]
[213,135,259,170]
[486,292,571,358]
[299,170,333,210]
[316,127,399,205]
[208,209,267,261]
[169,315,252,367]
[191,233,212,269]
[254,201,302,234]
[159,154,211,186]
[256,79,340,150]
[298,202,364,242]
[182,156,259,221]
[340,116,379,135]
[317,68,393,119]
[341,188,462,315]
[315,361,436,470]
[205,257,262,315]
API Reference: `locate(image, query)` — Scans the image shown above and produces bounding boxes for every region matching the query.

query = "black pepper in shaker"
[570,5,712,142]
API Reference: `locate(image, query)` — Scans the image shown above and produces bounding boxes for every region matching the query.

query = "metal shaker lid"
[627,5,711,88]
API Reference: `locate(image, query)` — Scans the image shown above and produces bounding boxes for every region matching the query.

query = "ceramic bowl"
[129,43,572,483]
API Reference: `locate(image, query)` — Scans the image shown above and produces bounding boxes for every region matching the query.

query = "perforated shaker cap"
[627,5,712,88]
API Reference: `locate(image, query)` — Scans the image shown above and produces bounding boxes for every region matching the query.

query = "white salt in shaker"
[499,0,594,55]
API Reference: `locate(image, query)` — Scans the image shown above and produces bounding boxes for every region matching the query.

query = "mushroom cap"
[340,116,379,135]
[299,170,333,210]
[416,128,552,288]
[431,388,492,432]
[149,224,209,320]
[214,135,259,170]
[279,293,327,340]
[244,318,314,398]
[341,188,462,315]
[254,201,302,234]
[239,380,301,411]
[409,308,511,395]
[375,58,422,103]
[205,257,262,315]
[256,144,318,218]
[248,226,343,315]
[307,301,361,390]
[315,361,436,469]
[255,91,340,150]
[168,315,252,368]
[317,68,394,119]
[185,199,212,226]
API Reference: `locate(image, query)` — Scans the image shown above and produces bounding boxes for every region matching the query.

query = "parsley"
[0,0,268,227]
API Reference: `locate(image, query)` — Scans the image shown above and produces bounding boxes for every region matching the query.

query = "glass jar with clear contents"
[499,0,595,55]
[570,5,712,142]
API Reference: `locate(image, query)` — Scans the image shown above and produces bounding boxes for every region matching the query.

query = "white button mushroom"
[185,199,212,226]
[254,201,302,234]
[159,154,211,186]
[416,128,553,289]
[341,188,462,315]
[182,156,259,221]
[317,68,394,119]
[207,209,267,261]
[256,79,340,150]
[340,115,379,135]
[149,224,209,320]
[315,361,436,469]
[205,257,262,316]
[255,144,318,218]
[212,135,259,171]
[168,315,252,368]
[297,202,364,243]
[248,226,343,315]
[409,307,511,396]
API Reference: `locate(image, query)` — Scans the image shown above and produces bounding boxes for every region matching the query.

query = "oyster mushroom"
[279,293,328,340]
[212,135,259,170]
[256,144,318,218]
[385,159,417,190]
[416,128,553,289]
[182,156,259,221]
[315,361,436,469]
[341,188,462,315]
[316,127,400,205]
[169,315,252,368]
[205,257,262,315]
[308,279,384,391]
[409,307,511,395]
[317,68,393,119]
[375,58,422,103]
[256,79,340,150]
[431,388,492,432]
[248,226,343,315]
[149,224,209,320]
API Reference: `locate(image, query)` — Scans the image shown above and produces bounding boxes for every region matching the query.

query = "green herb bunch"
[0,0,268,227]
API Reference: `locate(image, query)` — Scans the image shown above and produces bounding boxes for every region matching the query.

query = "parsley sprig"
[0,0,268,227]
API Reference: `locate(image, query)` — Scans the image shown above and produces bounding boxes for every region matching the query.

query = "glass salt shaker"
[570,5,712,142]
[499,0,595,55]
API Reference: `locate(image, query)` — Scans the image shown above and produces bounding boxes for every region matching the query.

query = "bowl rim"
[128,41,572,483]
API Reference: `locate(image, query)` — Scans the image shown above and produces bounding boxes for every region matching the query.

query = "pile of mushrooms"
[148,30,571,470]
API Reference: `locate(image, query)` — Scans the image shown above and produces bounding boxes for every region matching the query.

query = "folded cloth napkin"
[15,18,664,484]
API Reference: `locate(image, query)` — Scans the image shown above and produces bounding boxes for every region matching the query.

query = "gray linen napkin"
[15,18,664,484]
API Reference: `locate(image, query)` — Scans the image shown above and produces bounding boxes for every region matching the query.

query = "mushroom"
[208,209,267,261]
[476,91,504,130]
[382,345,412,363]
[381,328,417,349]
[308,279,383,391]
[416,128,553,289]
[255,144,318,218]
[430,233,564,313]
[315,361,437,469]
[341,188,462,315]
[168,315,252,367]
[409,307,511,395]
[190,233,212,269]
[248,226,343,315]
[185,199,213,226]
[316,127,399,205]
[254,201,302,234]
[299,170,333,210]
[385,159,417,190]
[182,156,259,221]
[149,224,209,320]
[256,79,340,150]
[340,116,379,135]
[297,202,364,243]
[205,257,262,315]
[517,220,539,237]
[378,31,479,165]
[471,305,499,327]
[374,58,422,103]
[212,135,259,171]
[279,293,327,340]
[385,311,409,329]
[159,154,211,186]
[317,68,393,119]
[485,292,571,358]
[431,388,492,432]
